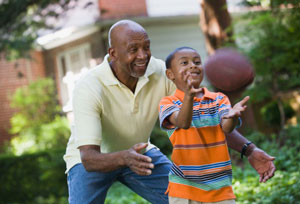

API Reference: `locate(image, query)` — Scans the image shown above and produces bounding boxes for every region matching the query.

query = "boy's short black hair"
[165,46,197,69]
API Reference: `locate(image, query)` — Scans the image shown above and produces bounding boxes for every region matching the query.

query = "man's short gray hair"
[107,20,145,48]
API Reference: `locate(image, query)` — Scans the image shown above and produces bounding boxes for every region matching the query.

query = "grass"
[105,182,150,204]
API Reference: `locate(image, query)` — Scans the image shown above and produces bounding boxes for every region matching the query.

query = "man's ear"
[166,69,175,81]
[108,47,117,60]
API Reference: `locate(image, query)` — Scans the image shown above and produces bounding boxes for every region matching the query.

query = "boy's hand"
[223,96,250,119]
[180,69,202,96]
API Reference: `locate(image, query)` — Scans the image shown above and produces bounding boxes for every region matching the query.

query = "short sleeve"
[217,93,231,120]
[158,97,180,131]
[218,93,242,128]
[73,80,103,148]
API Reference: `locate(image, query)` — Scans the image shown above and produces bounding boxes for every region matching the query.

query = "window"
[57,43,92,112]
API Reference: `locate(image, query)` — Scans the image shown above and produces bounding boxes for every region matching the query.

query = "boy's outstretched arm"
[221,96,250,133]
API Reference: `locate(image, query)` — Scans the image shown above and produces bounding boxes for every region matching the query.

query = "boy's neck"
[195,91,204,98]
[177,86,204,99]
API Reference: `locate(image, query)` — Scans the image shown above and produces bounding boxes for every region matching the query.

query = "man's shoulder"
[74,63,107,95]
[147,56,166,74]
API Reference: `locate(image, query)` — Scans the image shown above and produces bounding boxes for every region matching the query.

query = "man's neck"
[109,62,138,93]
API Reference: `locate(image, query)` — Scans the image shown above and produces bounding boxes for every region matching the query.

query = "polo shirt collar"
[101,54,156,86]
[174,87,215,102]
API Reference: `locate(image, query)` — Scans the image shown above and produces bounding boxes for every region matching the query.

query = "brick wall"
[0,51,46,148]
[98,0,148,19]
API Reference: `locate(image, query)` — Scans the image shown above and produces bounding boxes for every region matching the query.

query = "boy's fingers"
[239,96,250,106]
[192,87,203,93]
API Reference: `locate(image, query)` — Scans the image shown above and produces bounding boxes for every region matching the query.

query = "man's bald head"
[108,20,147,48]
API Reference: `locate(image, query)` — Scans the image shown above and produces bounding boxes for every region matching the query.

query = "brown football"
[204,48,255,92]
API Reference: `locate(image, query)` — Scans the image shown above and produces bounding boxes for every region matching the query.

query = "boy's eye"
[195,61,201,65]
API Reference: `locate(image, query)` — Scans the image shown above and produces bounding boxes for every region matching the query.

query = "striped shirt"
[159,88,236,202]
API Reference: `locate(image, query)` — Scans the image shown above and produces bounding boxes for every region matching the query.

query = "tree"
[199,0,233,55]
[198,0,300,133]
[238,1,300,134]
[198,0,259,130]
[0,0,78,60]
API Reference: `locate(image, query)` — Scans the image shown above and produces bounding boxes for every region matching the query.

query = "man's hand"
[223,96,250,119]
[123,143,154,176]
[247,147,276,183]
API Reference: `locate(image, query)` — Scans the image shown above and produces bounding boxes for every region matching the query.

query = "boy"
[159,47,249,204]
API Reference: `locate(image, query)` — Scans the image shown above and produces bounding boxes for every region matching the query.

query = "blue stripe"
[200,174,232,184]
[179,160,231,171]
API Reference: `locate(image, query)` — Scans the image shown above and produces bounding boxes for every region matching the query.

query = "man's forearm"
[226,129,255,156]
[80,145,126,172]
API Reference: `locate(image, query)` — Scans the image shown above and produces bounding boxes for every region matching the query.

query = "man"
[64,20,275,204]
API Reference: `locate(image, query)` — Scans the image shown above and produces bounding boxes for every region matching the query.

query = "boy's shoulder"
[159,94,178,103]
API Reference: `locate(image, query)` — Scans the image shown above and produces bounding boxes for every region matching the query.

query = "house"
[0,0,209,147]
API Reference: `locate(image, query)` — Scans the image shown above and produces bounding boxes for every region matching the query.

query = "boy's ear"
[166,69,175,81]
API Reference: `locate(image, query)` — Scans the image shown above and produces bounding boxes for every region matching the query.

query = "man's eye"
[144,45,150,50]
[129,48,137,52]
[181,61,188,65]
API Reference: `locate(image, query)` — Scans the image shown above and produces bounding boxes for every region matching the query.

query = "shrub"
[6,78,70,155]
[0,149,67,204]
[233,170,300,204]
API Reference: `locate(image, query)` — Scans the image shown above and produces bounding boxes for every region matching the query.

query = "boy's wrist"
[184,92,195,99]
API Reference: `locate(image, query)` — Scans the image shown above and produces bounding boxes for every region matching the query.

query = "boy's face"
[166,49,203,89]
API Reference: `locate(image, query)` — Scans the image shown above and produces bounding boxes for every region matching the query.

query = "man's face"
[114,30,151,78]
[168,49,203,89]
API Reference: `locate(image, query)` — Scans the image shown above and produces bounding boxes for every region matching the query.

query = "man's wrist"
[245,143,256,157]
[118,150,128,167]
[241,142,256,158]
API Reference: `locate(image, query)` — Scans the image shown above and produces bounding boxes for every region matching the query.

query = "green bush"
[234,169,300,204]
[150,120,172,156]
[236,2,300,134]
[6,78,70,155]
[0,149,67,204]
[231,124,300,203]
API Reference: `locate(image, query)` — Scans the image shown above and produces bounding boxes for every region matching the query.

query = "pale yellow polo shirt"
[63,55,176,173]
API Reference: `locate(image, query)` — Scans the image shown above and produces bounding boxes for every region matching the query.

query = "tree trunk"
[199,0,232,55]
[199,0,257,131]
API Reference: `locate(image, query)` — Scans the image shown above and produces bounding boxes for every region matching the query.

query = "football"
[204,48,255,92]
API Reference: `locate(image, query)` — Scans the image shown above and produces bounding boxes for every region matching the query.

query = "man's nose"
[137,48,147,59]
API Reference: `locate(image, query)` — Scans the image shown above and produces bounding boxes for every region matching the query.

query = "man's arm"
[79,143,154,176]
[226,130,276,182]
